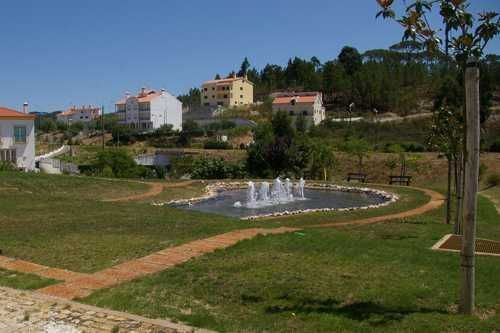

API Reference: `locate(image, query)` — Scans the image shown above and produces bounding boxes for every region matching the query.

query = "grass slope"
[0,172,426,273]
[83,197,500,332]
[0,268,57,290]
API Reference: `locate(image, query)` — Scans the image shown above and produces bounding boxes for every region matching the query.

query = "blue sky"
[0,0,498,113]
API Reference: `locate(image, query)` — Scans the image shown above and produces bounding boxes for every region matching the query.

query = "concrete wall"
[0,119,35,170]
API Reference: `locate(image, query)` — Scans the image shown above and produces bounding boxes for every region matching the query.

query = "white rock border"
[151,182,399,221]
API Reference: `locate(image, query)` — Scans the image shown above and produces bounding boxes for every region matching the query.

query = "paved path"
[0,286,213,333]
[35,227,298,300]
[103,180,198,202]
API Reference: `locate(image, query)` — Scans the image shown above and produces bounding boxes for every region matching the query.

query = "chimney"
[161,88,166,95]
[23,102,29,114]
[125,91,131,100]
[140,87,146,96]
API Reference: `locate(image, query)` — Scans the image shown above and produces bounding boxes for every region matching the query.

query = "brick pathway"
[36,227,299,300]
[0,286,213,332]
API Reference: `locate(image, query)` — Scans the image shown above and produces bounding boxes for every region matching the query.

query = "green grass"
[0,172,426,273]
[82,197,500,332]
[0,268,57,290]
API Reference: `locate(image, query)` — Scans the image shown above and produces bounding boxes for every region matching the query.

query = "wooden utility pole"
[101,106,105,151]
[459,58,480,315]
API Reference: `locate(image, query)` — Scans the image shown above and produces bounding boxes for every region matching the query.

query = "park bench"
[389,175,412,186]
[347,173,367,183]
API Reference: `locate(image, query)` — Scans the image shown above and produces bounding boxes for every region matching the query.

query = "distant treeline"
[179,42,500,115]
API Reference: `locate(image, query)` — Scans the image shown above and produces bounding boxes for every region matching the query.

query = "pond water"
[174,188,388,219]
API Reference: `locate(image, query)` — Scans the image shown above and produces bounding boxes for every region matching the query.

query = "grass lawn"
[82,197,500,332]
[0,172,427,273]
[0,268,57,290]
[481,185,500,213]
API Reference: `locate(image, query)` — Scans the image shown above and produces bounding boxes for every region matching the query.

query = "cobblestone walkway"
[0,287,213,332]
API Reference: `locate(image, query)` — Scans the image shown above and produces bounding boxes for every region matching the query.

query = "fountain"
[174,177,396,219]
[234,177,307,209]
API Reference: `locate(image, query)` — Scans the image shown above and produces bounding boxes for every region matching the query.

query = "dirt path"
[309,186,445,228]
[102,180,198,202]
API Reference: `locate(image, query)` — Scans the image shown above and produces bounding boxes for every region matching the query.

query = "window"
[289,111,294,116]
[224,94,228,98]
[240,87,243,91]
[0,149,16,162]
[303,111,308,116]
[204,96,208,99]
[240,95,243,99]
[14,126,27,144]
[212,95,215,98]
[204,88,208,91]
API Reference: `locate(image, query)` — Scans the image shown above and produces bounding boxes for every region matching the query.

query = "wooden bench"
[347,173,367,183]
[389,175,412,186]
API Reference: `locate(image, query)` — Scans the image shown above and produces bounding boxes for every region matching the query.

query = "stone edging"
[152,181,398,220]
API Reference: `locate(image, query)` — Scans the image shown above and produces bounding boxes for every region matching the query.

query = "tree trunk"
[459,60,480,315]
[446,157,452,225]
[455,152,464,235]
[323,167,327,181]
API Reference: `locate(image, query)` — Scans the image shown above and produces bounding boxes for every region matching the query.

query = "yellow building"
[201,75,254,107]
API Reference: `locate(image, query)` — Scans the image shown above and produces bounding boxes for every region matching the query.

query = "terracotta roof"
[272,95,318,105]
[0,107,35,119]
[202,77,254,86]
[116,90,162,105]
[60,106,101,117]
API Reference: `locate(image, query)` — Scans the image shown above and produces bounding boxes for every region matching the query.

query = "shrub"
[191,157,246,179]
[0,161,17,171]
[490,138,500,152]
[154,166,167,179]
[95,149,142,178]
[169,156,195,179]
[486,173,500,188]
[479,163,488,181]
[203,140,231,150]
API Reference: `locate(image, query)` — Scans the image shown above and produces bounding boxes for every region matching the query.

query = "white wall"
[0,119,35,170]
[150,92,183,131]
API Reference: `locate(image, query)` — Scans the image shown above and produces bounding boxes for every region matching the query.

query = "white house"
[0,103,36,171]
[116,88,182,131]
[272,92,326,126]
[57,105,101,125]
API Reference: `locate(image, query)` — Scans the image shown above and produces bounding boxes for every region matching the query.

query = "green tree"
[310,142,336,181]
[238,57,251,77]
[338,46,363,75]
[342,138,371,174]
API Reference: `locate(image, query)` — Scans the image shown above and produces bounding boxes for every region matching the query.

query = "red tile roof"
[0,107,35,119]
[116,90,162,105]
[59,106,101,117]
[202,77,254,86]
[272,95,318,105]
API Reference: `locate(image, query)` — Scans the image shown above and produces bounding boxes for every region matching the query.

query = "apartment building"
[272,92,326,126]
[57,105,101,124]
[116,88,182,131]
[201,75,254,107]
